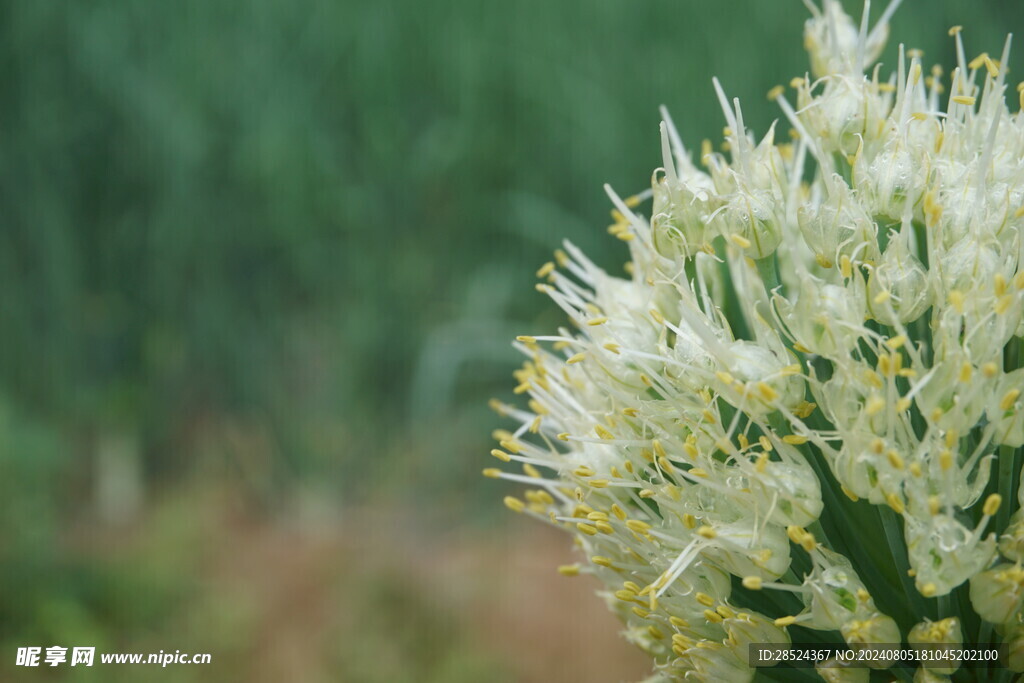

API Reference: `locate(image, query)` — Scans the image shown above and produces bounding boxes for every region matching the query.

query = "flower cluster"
[488,1,1024,680]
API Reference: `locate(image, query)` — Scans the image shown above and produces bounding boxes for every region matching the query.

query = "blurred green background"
[1,1,1022,680]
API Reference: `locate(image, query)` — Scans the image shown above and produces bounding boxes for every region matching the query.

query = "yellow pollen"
[482,468,502,478]
[588,479,609,489]
[595,424,614,439]
[865,395,886,416]
[886,335,907,349]
[682,513,697,529]
[632,606,649,618]
[504,496,525,512]
[782,434,808,445]
[626,519,652,533]
[566,352,586,364]
[887,451,905,470]
[940,450,954,471]
[695,592,715,607]
[959,363,973,382]
[949,290,965,313]
[576,522,598,536]
[515,335,537,344]
[1001,389,1021,412]
[639,489,655,498]
[557,564,580,576]
[984,493,1002,517]
[587,317,608,326]
[730,234,752,249]
[703,609,723,623]
[611,504,626,520]
[696,525,716,539]
[591,555,613,567]
[743,576,763,590]
[523,463,542,478]
[535,262,555,278]
[491,449,511,462]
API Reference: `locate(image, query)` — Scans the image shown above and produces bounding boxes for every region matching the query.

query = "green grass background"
[1,1,1022,680]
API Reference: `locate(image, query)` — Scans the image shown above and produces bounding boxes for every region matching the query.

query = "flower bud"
[797,183,879,269]
[1001,510,1024,562]
[905,513,997,596]
[969,563,1024,624]
[866,230,931,325]
[841,613,902,668]
[908,617,962,674]
[988,369,1024,448]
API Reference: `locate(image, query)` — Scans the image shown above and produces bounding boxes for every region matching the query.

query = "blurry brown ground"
[54,487,650,683]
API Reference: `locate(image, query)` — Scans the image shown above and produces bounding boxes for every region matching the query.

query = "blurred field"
[2,0,1024,681]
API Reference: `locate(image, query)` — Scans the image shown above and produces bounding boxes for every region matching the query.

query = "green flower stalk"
[487,1,1024,680]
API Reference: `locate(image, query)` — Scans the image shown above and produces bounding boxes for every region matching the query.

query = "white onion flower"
[488,1,1024,679]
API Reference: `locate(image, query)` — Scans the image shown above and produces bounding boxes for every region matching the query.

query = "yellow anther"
[996,273,1009,296]
[996,294,1014,315]
[639,489,656,498]
[610,504,627,520]
[1001,389,1021,412]
[535,262,555,278]
[587,317,608,326]
[909,462,923,477]
[928,496,941,516]
[648,625,665,640]
[523,463,542,478]
[499,439,522,454]
[757,382,779,401]
[774,616,797,627]
[730,234,752,249]
[682,513,697,529]
[516,335,537,344]
[865,395,886,416]
[703,609,723,623]
[701,409,717,424]
[482,468,502,478]
[557,432,570,441]
[632,606,649,618]
[588,479,609,489]
[1016,271,1024,289]
[567,352,586,364]
[968,52,989,70]
[695,592,715,607]
[591,555,614,567]
[887,335,907,349]
[873,289,891,305]
[870,438,884,454]
[603,342,621,354]
[982,362,1000,378]
[535,283,551,294]
[696,525,716,539]
[959,363,973,382]
[755,453,769,474]
[743,576,763,590]
[557,564,580,576]
[841,485,859,502]
[766,84,785,100]
[717,605,735,619]
[652,439,667,460]
[587,511,609,522]
[895,397,912,413]
[984,493,1003,516]
[504,496,525,512]
[689,468,709,478]
[952,95,976,106]
[649,308,665,324]
[919,582,937,597]
[626,519,652,533]
[491,449,511,462]
[577,522,598,536]
[886,493,905,515]
[948,290,965,313]
[945,430,959,448]
[595,424,614,440]
[948,25,962,36]
[939,450,954,471]
[794,401,817,418]
[887,451,905,470]
[782,434,808,445]
[615,589,637,602]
